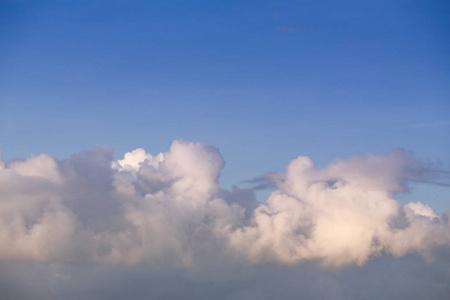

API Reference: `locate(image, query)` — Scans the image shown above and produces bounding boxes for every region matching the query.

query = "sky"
[1,0,450,299]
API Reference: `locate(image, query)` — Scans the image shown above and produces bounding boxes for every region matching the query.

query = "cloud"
[272,12,301,34]
[275,26,299,34]
[272,12,314,34]
[0,140,449,270]
[410,120,450,128]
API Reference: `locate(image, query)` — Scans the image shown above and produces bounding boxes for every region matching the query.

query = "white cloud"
[0,140,449,270]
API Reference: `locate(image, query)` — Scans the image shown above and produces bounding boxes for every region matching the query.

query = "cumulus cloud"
[0,140,449,270]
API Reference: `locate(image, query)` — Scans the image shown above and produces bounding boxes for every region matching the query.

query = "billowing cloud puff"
[0,141,449,268]
[229,150,449,267]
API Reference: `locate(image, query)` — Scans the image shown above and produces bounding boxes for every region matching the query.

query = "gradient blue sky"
[1,0,449,209]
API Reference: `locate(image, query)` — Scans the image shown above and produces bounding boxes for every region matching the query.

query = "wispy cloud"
[272,12,308,34]
[272,13,286,22]
[412,169,450,187]
[241,173,278,190]
[276,26,299,34]
[410,120,450,128]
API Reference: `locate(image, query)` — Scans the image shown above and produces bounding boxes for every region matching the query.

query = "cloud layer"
[0,140,449,269]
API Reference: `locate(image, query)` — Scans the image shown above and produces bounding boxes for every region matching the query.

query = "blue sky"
[1,0,449,208]
[2,2,450,299]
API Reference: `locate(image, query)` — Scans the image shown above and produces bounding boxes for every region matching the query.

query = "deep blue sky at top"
[1,0,449,203]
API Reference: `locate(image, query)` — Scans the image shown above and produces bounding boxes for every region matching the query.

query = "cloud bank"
[0,140,449,269]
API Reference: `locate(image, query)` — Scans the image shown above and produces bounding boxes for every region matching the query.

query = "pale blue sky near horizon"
[1,0,449,210]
